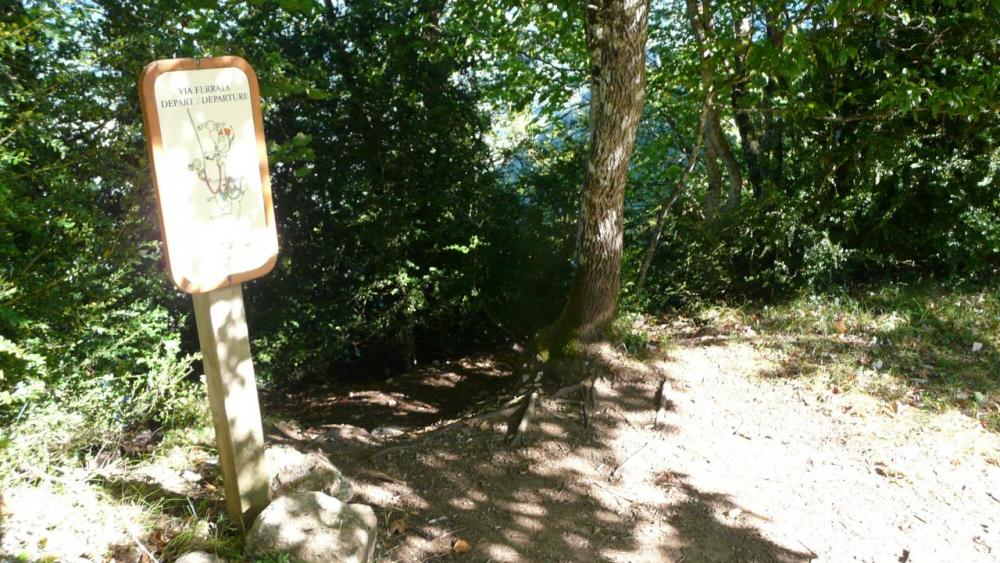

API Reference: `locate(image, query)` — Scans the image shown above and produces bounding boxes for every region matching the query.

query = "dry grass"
[674,282,1000,432]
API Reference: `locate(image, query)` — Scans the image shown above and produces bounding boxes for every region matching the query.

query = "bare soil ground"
[3,323,998,562]
[266,329,1000,562]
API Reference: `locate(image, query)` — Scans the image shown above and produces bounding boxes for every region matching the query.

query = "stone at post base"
[265,445,356,502]
[246,491,377,563]
[175,551,225,563]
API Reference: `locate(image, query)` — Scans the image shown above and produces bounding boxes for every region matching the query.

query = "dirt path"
[270,337,1000,562]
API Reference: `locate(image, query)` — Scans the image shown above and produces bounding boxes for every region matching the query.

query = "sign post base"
[192,283,270,528]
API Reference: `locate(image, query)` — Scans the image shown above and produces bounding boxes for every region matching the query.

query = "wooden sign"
[139,56,273,529]
[139,56,277,294]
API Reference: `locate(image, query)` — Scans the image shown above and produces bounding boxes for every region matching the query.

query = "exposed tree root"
[368,373,603,461]
[654,378,670,430]
[508,391,539,446]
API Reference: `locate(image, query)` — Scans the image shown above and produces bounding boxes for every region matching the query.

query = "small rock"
[266,445,355,502]
[371,426,405,439]
[175,551,225,563]
[452,538,471,554]
[972,342,984,353]
[247,491,377,563]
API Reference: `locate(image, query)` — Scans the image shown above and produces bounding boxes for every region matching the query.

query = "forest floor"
[3,298,1000,562]
[258,306,1000,562]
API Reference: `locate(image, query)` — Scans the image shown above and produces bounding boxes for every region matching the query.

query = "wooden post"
[192,283,270,528]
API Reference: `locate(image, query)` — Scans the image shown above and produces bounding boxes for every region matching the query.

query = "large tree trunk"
[546,0,649,348]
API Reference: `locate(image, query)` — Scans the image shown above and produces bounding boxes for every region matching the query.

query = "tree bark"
[731,5,786,198]
[546,0,649,348]
[707,109,743,210]
[703,115,724,218]
[730,13,766,198]
[636,100,711,293]
[687,0,743,210]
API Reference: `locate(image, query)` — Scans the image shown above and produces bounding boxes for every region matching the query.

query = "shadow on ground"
[270,345,814,562]
[265,350,526,431]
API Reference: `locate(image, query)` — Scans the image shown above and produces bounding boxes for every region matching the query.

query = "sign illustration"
[187,111,249,219]
[139,56,277,293]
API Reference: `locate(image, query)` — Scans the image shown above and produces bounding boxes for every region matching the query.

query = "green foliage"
[233,0,513,377]
[632,0,1000,306]
[4,0,1000,487]
[0,1,203,483]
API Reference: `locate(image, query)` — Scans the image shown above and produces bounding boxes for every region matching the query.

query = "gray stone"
[175,551,225,563]
[246,491,377,563]
[370,426,404,439]
[266,445,355,502]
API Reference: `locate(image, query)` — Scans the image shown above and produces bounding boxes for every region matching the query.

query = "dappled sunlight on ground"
[267,335,999,561]
[6,328,995,561]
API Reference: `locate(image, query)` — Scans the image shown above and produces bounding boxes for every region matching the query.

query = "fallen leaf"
[874,461,905,479]
[889,400,905,414]
[833,318,848,334]
[388,518,407,535]
[453,538,471,554]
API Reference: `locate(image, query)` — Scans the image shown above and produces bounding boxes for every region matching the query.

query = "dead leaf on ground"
[452,538,471,554]
[874,461,905,479]
[388,517,407,535]
[886,400,906,415]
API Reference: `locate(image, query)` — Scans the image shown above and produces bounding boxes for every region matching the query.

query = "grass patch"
[688,283,1000,431]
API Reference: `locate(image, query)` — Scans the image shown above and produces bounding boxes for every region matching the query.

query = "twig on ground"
[430,527,465,543]
[654,378,670,429]
[582,379,595,428]
[370,370,605,460]
[129,529,159,563]
[590,480,639,504]
[509,391,539,445]
[611,441,651,479]
[550,379,588,400]
[368,397,529,461]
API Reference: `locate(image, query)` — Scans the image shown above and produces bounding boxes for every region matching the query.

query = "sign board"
[139,56,277,294]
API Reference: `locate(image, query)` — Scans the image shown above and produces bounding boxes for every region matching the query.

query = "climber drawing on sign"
[187,109,248,218]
